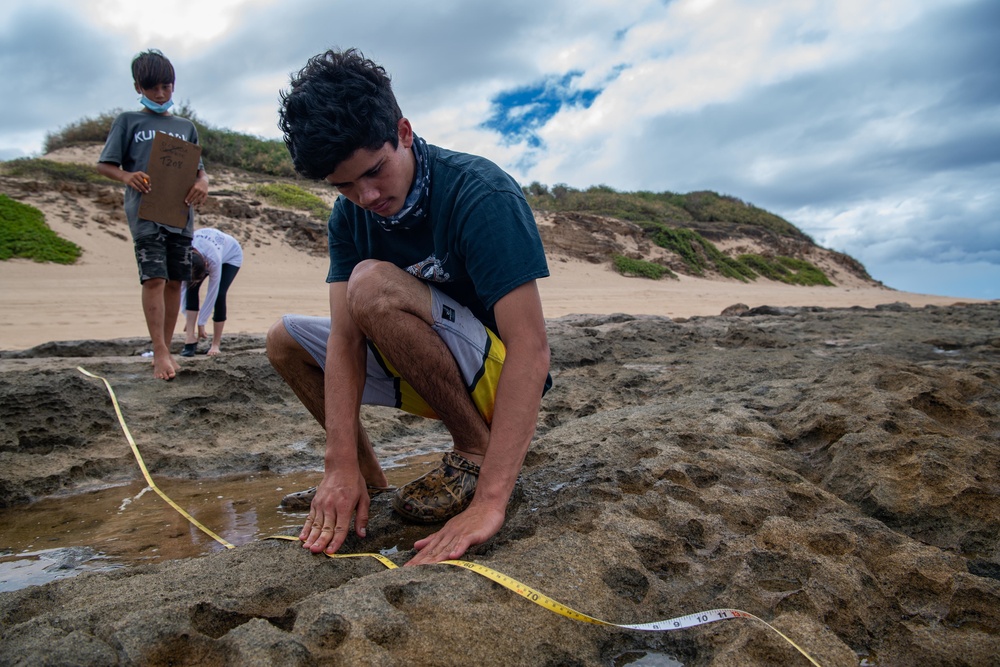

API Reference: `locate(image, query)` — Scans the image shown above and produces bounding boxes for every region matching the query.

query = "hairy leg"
[141,278,176,380]
[346,260,490,462]
[266,319,387,486]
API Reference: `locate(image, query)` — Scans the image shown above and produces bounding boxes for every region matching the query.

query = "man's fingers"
[306,507,351,554]
[407,530,471,566]
[300,512,319,541]
[322,519,350,554]
[307,522,333,553]
[303,515,326,548]
[406,507,504,566]
[355,500,370,538]
[301,486,369,554]
[302,508,337,550]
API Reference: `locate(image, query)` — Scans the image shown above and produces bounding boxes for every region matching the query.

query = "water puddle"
[0,451,444,593]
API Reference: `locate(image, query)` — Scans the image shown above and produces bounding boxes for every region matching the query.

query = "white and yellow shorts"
[282,286,504,423]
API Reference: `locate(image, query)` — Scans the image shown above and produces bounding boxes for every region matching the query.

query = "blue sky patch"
[483,72,602,147]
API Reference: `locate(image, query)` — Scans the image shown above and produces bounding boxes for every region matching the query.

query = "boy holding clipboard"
[97,49,209,380]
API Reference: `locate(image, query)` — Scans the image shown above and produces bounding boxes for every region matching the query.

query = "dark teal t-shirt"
[326,144,549,334]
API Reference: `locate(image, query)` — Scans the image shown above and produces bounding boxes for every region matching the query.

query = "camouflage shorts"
[133,229,192,284]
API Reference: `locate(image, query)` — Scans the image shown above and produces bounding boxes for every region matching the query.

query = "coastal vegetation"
[1,157,110,184]
[522,182,806,239]
[5,110,844,285]
[0,194,81,264]
[252,183,330,220]
[612,254,676,280]
[42,105,296,177]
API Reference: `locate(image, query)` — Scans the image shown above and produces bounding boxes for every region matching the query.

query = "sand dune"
[0,184,979,351]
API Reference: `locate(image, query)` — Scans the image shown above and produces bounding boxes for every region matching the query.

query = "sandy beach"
[0,209,980,351]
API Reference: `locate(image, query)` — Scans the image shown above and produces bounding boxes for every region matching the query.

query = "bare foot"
[152,352,177,380]
[171,357,182,373]
[207,346,221,356]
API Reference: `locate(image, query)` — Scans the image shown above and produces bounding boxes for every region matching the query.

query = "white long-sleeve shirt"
[182,228,244,326]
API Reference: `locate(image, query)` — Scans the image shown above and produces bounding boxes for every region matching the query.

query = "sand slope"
[0,144,983,351]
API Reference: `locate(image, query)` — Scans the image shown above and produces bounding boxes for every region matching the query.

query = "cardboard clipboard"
[138,132,202,228]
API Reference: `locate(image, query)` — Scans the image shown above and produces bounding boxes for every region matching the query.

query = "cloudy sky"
[2,0,997,299]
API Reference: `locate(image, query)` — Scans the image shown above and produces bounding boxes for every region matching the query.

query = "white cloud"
[85,0,277,50]
[0,0,995,299]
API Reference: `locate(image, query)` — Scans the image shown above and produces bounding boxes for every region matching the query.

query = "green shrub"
[612,255,675,280]
[736,254,833,286]
[253,183,330,219]
[41,106,298,178]
[776,256,833,286]
[521,183,810,240]
[0,195,82,263]
[174,105,296,177]
[678,190,808,240]
[43,111,122,152]
[1,158,112,184]
[643,225,756,282]
[521,183,821,280]
[715,254,757,282]
[198,126,297,178]
[648,226,709,274]
[523,183,693,227]
[738,253,786,281]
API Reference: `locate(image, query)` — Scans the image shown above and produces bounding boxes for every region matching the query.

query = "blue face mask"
[140,95,174,114]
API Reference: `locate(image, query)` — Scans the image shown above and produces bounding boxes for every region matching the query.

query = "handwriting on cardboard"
[138,132,202,229]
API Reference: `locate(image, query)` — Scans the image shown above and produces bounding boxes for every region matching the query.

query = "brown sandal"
[391,451,480,523]
[279,483,396,510]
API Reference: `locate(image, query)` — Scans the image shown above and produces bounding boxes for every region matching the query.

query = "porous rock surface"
[1,303,999,666]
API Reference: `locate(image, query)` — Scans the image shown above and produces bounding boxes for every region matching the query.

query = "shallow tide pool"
[0,451,444,592]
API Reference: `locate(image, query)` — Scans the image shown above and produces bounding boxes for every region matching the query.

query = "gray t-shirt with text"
[98,110,203,239]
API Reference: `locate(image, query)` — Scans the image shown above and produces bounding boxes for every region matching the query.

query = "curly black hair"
[278,48,403,180]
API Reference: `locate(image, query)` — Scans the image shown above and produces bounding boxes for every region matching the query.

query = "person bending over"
[181,228,243,356]
[267,48,551,566]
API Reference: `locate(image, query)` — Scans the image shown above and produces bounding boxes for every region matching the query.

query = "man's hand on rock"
[301,470,370,555]
[405,502,505,566]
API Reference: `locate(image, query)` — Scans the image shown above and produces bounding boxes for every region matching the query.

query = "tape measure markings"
[446,559,820,665]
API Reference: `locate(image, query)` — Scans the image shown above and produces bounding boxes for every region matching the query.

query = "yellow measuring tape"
[79,367,823,666]
[78,367,234,549]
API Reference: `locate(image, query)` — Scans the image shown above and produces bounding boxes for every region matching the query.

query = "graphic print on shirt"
[132,130,191,144]
[406,253,451,283]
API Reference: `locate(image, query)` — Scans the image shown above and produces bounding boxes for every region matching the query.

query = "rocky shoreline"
[2,303,999,665]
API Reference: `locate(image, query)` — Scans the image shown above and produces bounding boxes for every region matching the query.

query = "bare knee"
[347,260,396,299]
[346,260,408,323]
[266,318,297,369]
